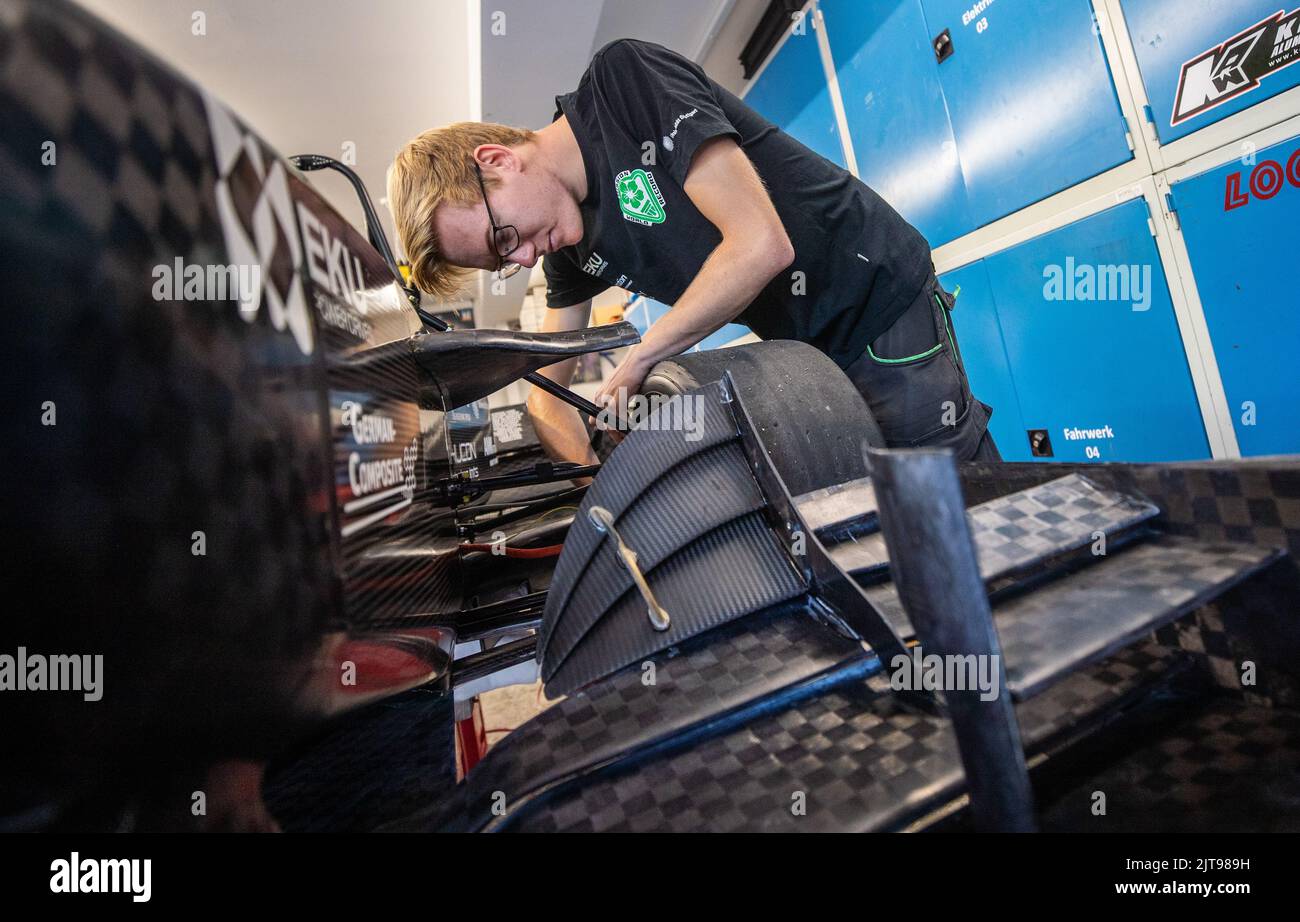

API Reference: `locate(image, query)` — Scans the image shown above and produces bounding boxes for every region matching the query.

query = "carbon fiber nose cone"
[537,386,806,696]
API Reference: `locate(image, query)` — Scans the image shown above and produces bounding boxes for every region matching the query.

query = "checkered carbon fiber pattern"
[202,88,312,354]
[996,536,1279,697]
[863,536,1279,698]
[520,680,956,833]
[1013,642,1182,743]
[793,476,878,538]
[0,1,215,274]
[961,460,1300,703]
[505,642,1184,832]
[2,0,337,800]
[1154,557,1300,707]
[263,686,456,833]
[1155,607,1240,690]
[832,473,1157,583]
[966,474,1157,576]
[960,460,1300,563]
[1039,697,1300,832]
[392,603,868,832]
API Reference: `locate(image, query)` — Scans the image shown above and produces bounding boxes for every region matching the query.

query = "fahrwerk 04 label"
[1172,7,1300,126]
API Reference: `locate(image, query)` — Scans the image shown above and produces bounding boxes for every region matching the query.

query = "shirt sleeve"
[544,248,609,308]
[586,39,741,188]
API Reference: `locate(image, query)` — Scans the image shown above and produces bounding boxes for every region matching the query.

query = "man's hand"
[593,344,654,426]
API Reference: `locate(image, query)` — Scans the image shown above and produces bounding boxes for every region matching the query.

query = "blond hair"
[387,122,537,299]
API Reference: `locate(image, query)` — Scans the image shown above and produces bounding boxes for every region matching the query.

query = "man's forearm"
[528,300,598,471]
[635,233,792,367]
[529,389,599,467]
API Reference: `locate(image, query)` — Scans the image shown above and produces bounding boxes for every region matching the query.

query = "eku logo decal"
[1172,7,1300,126]
[582,251,608,277]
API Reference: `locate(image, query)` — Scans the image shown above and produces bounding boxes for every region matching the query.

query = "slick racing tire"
[639,339,886,497]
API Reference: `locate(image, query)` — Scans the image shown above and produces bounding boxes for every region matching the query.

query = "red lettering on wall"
[1223,147,1300,210]
[1224,172,1249,210]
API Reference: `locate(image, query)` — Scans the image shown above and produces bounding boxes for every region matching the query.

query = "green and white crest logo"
[615,168,666,225]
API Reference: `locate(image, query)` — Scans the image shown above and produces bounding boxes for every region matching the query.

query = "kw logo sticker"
[1172,7,1300,125]
[615,169,666,225]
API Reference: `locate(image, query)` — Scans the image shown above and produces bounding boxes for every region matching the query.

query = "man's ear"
[474,144,520,175]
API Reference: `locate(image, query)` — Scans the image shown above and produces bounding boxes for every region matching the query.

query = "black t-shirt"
[544,39,931,368]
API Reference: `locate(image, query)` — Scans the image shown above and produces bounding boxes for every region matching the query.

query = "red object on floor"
[456,697,489,778]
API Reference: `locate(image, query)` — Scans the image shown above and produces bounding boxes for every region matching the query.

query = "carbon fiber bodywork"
[2,0,341,810]
[466,374,1300,833]
[0,0,604,822]
[539,389,809,696]
[5,0,1300,834]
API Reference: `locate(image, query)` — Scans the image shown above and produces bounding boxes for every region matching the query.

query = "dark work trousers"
[844,273,1001,462]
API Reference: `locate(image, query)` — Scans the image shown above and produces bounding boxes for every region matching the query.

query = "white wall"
[74,0,474,239]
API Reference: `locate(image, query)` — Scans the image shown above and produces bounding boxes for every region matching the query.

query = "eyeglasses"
[475,163,523,279]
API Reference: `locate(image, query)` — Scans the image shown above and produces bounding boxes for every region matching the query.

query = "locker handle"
[933,29,954,63]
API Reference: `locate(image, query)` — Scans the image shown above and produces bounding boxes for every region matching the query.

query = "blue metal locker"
[939,260,1031,459]
[979,198,1210,462]
[1122,0,1300,144]
[919,0,1134,228]
[1170,132,1300,456]
[744,24,847,168]
[822,0,975,246]
[624,295,752,352]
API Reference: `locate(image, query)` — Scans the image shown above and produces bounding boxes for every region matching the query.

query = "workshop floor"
[480,680,555,747]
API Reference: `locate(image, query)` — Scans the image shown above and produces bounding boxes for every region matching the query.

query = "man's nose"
[515,243,539,268]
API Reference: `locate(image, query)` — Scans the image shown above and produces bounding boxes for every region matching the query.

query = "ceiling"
[480,0,736,130]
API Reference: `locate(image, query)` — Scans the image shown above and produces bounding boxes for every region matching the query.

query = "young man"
[388,39,999,467]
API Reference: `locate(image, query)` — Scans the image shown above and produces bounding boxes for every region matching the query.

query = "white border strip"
[932,158,1153,273]
[812,2,859,176]
[1094,0,1162,161]
[1144,175,1239,458]
[1090,0,1155,174]
[1164,111,1300,182]
[1157,85,1300,170]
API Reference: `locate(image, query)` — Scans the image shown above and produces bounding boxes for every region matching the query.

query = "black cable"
[459,486,587,536]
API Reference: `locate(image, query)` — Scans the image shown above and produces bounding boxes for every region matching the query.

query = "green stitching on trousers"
[867,341,944,364]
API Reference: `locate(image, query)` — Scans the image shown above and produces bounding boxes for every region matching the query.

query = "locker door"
[1171,132,1300,456]
[1122,0,1300,144]
[940,260,1031,458]
[822,0,975,246]
[624,296,751,353]
[981,198,1210,462]
[744,24,847,168]
[920,0,1134,227]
